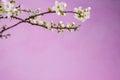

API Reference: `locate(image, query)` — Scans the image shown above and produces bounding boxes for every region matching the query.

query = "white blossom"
[30,16,43,25]
[0,0,19,18]
[46,22,53,31]
[71,22,75,26]
[52,1,67,15]
[66,23,71,28]
[58,21,65,27]
[74,7,91,22]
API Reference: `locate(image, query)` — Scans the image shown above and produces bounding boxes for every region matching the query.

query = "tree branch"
[0,10,80,38]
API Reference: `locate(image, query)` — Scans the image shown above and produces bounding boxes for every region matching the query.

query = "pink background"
[0,0,120,80]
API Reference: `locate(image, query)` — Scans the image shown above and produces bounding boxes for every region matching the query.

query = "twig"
[0,10,80,38]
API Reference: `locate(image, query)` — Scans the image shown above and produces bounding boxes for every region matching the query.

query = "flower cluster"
[30,18,80,33]
[0,0,91,38]
[30,16,43,25]
[51,1,67,15]
[74,7,91,22]
[0,0,19,18]
[49,1,91,22]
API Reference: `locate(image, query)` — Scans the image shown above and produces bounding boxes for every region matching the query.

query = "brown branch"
[0,16,4,19]
[27,11,77,19]
[0,10,80,38]
[12,15,79,30]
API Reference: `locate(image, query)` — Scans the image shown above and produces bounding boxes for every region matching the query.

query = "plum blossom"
[74,7,91,22]
[58,21,65,28]
[30,16,43,25]
[0,0,91,38]
[52,1,67,15]
[0,0,19,18]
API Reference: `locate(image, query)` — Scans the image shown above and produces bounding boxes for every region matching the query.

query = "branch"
[0,10,80,38]
[0,0,91,38]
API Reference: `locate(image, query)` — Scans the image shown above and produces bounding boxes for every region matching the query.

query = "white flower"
[74,7,91,22]
[30,16,43,25]
[66,23,71,28]
[71,22,75,26]
[46,22,53,31]
[58,21,65,27]
[52,1,67,15]
[0,0,19,18]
